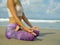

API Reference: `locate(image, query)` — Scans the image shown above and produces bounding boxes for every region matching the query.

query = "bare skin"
[7,0,37,36]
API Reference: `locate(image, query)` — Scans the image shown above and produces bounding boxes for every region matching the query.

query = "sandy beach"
[0,26,60,45]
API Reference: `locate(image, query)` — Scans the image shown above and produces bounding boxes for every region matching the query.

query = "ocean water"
[0,20,60,30]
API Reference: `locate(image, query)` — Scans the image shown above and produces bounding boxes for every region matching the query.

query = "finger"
[32,32,36,36]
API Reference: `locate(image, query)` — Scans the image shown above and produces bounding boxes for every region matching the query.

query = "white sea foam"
[0,18,9,22]
[0,18,60,23]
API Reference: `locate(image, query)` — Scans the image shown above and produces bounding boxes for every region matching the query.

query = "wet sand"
[0,26,60,45]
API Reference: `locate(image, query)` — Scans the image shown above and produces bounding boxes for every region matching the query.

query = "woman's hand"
[24,27,36,36]
[15,25,20,31]
[30,26,40,31]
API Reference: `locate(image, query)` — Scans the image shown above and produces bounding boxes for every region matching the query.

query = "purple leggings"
[5,24,40,41]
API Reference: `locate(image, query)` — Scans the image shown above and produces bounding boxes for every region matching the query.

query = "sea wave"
[0,18,60,23]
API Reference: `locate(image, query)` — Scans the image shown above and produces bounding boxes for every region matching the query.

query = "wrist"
[24,27,31,32]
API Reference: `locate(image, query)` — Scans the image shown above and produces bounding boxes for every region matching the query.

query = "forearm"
[23,17,32,27]
[24,18,33,27]
[18,1,33,27]
[25,20,33,27]
[22,13,33,27]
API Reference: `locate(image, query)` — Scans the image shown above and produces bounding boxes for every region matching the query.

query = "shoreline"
[0,26,60,30]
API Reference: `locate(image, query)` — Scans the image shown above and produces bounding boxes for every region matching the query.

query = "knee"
[5,32,11,39]
[27,33,35,41]
[33,30,40,36]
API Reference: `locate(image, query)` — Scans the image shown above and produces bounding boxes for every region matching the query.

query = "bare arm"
[16,0,33,28]
[22,13,33,27]
[7,0,32,32]
[17,0,33,27]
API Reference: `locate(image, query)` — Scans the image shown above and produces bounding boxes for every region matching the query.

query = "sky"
[0,0,60,20]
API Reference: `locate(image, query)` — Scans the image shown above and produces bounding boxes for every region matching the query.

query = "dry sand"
[0,26,60,45]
